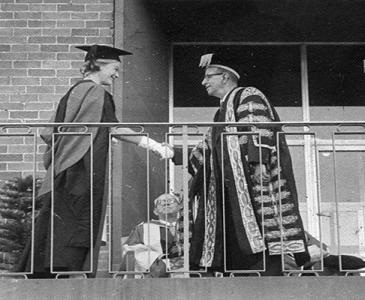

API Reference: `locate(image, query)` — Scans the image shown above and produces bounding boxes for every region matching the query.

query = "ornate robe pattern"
[189,86,308,269]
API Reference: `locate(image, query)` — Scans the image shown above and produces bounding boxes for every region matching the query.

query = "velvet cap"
[76,44,132,62]
[199,52,240,79]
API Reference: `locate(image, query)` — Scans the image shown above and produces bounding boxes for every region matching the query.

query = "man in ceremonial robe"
[173,51,309,275]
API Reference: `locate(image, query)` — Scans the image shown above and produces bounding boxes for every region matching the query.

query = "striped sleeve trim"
[253,190,291,204]
[257,203,294,215]
[265,227,303,240]
[263,215,299,228]
[237,102,268,115]
[268,240,305,254]
[239,87,275,119]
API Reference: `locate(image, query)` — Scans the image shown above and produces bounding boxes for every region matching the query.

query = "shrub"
[0,176,42,271]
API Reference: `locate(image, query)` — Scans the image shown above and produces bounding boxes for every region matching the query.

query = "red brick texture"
[0,0,114,179]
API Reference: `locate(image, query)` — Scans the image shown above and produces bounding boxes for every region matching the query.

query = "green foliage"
[0,176,42,271]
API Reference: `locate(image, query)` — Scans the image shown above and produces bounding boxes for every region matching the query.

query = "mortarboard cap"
[76,44,132,62]
[199,52,240,80]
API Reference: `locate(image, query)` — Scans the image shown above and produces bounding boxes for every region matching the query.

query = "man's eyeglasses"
[202,73,224,80]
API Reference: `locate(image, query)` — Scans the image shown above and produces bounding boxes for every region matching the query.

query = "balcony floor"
[1,277,365,300]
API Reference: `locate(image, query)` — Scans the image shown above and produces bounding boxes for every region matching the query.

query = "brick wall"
[0,0,114,180]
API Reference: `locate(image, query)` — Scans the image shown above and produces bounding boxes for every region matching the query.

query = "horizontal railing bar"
[0,121,365,127]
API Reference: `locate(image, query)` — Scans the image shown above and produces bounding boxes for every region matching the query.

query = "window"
[173,45,302,107]
[308,45,365,107]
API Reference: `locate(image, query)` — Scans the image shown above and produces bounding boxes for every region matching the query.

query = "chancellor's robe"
[176,87,309,272]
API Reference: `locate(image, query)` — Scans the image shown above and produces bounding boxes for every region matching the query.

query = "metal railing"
[0,121,365,278]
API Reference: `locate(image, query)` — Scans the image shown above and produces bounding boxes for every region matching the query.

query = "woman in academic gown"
[16,44,173,278]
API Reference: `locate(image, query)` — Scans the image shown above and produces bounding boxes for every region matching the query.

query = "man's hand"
[252,163,270,183]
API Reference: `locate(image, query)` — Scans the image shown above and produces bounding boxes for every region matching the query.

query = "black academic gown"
[16,80,118,277]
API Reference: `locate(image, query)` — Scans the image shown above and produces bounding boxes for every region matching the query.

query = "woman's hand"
[138,137,174,159]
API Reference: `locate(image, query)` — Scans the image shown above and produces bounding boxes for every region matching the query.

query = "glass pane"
[308,45,365,139]
[318,143,365,258]
[308,45,365,108]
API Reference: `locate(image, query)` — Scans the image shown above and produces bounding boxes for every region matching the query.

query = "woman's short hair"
[80,58,118,76]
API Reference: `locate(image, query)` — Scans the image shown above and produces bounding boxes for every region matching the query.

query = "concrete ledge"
[1,277,365,300]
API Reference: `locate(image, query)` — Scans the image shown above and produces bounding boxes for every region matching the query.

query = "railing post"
[301,45,320,237]
[182,125,190,275]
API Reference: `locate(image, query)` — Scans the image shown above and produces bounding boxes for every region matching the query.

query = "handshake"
[138,136,174,160]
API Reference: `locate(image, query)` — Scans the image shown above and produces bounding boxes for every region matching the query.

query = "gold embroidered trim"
[263,215,298,227]
[237,102,267,114]
[253,190,291,203]
[225,87,265,254]
[252,184,270,193]
[238,135,248,144]
[268,240,305,254]
[253,195,272,204]
[200,155,217,267]
[240,87,274,119]
[265,227,302,240]
[270,166,282,177]
[256,128,274,138]
[271,179,288,190]
[257,203,294,215]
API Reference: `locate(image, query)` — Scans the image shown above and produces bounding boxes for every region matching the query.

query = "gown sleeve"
[236,88,277,165]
